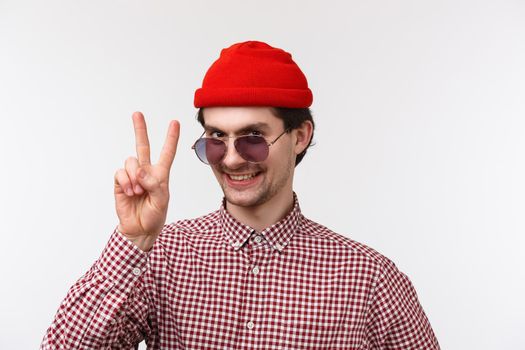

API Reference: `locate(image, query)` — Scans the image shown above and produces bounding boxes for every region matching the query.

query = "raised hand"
[114,111,180,251]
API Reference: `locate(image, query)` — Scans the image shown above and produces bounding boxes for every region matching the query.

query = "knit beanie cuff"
[194,87,313,108]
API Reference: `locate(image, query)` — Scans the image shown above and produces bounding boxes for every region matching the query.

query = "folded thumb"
[136,168,161,194]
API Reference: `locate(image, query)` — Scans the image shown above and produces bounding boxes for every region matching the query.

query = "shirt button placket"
[241,238,260,340]
[243,265,259,336]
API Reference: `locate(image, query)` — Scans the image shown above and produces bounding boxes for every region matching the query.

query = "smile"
[227,172,259,181]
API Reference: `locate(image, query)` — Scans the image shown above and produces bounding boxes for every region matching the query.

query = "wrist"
[128,236,156,252]
[117,226,158,252]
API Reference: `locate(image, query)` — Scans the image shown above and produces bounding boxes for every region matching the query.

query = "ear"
[293,120,314,156]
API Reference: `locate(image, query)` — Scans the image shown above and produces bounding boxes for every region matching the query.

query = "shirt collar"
[220,192,302,253]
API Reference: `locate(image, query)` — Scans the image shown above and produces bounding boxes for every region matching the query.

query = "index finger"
[157,119,180,171]
[132,111,151,166]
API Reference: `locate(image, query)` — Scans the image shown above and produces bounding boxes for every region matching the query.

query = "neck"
[226,189,295,232]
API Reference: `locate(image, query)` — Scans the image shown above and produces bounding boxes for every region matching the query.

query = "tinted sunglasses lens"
[235,136,269,162]
[195,138,226,165]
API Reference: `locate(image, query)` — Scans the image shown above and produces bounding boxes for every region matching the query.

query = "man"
[41,41,440,349]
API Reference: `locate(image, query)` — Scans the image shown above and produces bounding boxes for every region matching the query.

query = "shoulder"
[171,210,222,234]
[300,217,417,296]
[299,216,397,271]
[155,210,223,249]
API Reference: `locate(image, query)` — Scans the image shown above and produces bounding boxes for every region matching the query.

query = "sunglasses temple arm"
[191,130,207,149]
[268,128,290,146]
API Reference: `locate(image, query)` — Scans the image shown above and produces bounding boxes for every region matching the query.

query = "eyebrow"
[203,122,271,134]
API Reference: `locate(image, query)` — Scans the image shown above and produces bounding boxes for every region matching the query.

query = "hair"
[196,107,315,167]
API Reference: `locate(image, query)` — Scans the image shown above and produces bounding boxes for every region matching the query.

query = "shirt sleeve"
[40,226,158,349]
[367,258,440,349]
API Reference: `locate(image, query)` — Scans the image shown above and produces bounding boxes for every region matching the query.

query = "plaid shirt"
[41,194,439,349]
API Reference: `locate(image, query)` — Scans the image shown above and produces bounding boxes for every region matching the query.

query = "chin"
[222,187,268,208]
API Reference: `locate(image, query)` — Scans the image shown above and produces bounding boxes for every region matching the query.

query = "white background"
[1,0,524,348]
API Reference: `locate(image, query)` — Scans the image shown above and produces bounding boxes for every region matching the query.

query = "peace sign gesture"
[114,112,180,251]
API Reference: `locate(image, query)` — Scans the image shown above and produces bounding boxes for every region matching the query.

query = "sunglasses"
[191,129,290,165]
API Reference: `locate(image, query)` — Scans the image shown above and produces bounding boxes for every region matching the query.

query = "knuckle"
[125,156,137,166]
[126,168,136,180]
[115,168,124,178]
[115,174,129,187]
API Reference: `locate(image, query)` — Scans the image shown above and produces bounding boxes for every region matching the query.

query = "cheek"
[279,141,296,164]
[267,147,294,174]
[210,166,223,180]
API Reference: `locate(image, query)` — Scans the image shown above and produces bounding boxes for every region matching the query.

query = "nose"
[221,138,246,169]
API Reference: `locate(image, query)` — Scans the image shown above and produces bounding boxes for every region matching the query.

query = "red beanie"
[194,41,313,108]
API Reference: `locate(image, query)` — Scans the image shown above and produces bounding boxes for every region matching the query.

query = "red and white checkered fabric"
[41,194,439,349]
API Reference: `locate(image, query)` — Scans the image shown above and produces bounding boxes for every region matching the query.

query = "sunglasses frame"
[191,128,291,165]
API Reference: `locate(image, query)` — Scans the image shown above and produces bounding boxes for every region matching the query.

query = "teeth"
[229,173,256,181]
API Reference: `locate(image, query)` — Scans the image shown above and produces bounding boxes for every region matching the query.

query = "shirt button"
[132,267,141,276]
[254,235,262,243]
[246,321,255,329]
[252,266,260,275]
[233,242,241,248]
